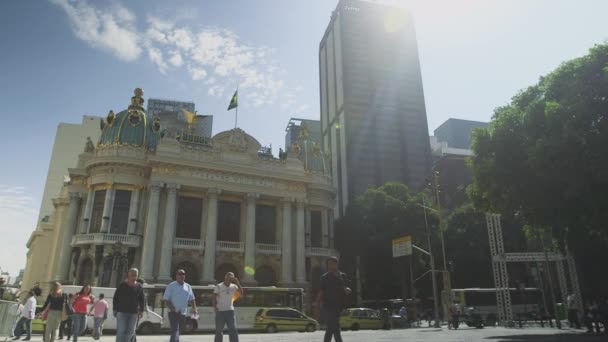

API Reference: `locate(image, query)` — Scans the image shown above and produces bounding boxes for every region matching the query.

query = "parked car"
[254,308,319,333]
[340,308,388,330]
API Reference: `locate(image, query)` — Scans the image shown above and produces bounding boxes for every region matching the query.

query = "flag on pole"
[227,90,238,110]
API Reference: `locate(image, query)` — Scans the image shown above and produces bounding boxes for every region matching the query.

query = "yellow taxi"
[340,308,386,330]
[254,308,319,333]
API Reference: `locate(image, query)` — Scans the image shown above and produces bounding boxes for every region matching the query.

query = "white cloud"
[168,51,183,67]
[188,65,207,80]
[0,185,37,276]
[53,2,302,108]
[51,0,141,61]
[147,47,168,74]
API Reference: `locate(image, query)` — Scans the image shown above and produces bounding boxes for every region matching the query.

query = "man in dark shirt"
[316,257,351,342]
[113,268,145,342]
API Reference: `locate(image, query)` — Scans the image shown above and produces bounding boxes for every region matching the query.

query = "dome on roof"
[98,88,162,151]
[291,123,329,175]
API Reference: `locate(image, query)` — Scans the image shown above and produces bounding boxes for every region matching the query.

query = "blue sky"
[0,0,607,276]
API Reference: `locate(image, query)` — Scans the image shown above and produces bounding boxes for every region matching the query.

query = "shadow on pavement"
[485,333,605,341]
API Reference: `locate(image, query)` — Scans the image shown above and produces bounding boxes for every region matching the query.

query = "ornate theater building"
[22,88,336,291]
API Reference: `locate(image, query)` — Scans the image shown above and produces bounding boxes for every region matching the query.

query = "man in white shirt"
[213,272,243,342]
[13,292,37,341]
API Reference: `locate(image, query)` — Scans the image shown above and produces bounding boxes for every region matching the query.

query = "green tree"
[335,182,440,301]
[469,43,608,244]
[469,43,608,298]
[444,204,528,289]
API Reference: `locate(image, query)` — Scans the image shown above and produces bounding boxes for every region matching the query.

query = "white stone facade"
[22,91,336,291]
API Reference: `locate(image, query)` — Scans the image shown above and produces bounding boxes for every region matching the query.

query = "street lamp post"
[421,198,441,328]
[432,171,448,274]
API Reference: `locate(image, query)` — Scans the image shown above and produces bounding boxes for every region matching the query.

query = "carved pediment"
[212,128,261,154]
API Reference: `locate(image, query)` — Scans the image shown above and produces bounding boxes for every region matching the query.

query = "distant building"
[429,118,488,210]
[147,98,213,138]
[147,98,195,117]
[14,269,24,286]
[320,0,431,216]
[285,118,322,151]
[433,118,489,150]
[37,116,102,224]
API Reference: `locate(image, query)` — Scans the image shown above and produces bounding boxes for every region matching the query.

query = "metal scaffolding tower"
[485,213,583,327]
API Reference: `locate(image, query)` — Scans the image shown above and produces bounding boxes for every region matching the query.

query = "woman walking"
[42,282,67,342]
[58,294,73,341]
[71,286,94,342]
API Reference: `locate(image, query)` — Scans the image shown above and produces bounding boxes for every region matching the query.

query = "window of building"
[310,210,322,247]
[89,190,106,233]
[110,190,131,234]
[176,197,202,239]
[218,201,240,242]
[255,205,276,244]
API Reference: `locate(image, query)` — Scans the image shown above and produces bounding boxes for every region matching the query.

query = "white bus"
[445,288,542,325]
[144,284,304,333]
[62,286,164,334]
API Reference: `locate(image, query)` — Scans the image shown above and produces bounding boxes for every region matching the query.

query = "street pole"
[433,171,448,272]
[422,197,441,328]
[540,232,561,329]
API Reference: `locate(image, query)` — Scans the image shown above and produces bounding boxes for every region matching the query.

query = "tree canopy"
[335,182,440,301]
[469,43,608,245]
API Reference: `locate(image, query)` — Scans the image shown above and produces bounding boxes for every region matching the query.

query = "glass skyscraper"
[319,0,431,216]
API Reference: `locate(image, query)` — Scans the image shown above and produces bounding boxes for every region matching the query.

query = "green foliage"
[445,203,528,289]
[334,182,439,300]
[469,43,608,242]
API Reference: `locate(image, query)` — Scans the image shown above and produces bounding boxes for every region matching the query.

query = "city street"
[59,328,604,342]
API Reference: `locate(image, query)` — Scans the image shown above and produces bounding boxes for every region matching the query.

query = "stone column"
[158,183,179,282]
[79,190,95,234]
[329,209,335,248]
[54,192,81,281]
[243,193,259,284]
[295,200,306,283]
[321,209,329,248]
[305,209,312,247]
[280,198,293,284]
[127,189,141,234]
[202,188,221,283]
[140,182,162,281]
[100,187,115,233]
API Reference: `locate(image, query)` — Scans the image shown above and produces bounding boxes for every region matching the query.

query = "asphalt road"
[26,326,601,342]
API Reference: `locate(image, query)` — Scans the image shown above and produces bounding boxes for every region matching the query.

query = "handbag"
[62,293,74,321]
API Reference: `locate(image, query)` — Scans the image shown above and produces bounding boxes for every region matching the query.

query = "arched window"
[254,265,277,286]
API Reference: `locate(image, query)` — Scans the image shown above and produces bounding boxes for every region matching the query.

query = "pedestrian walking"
[10,302,24,338]
[567,293,582,329]
[89,293,109,340]
[213,272,243,342]
[71,285,94,342]
[131,278,146,342]
[113,268,145,342]
[315,257,351,342]
[42,282,68,342]
[13,287,41,341]
[58,294,74,341]
[163,269,197,342]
